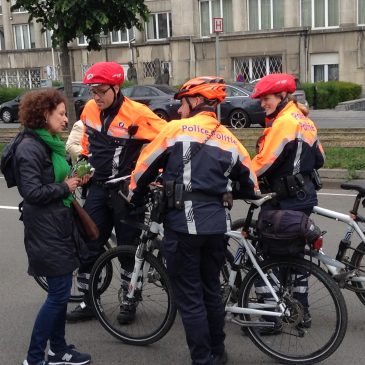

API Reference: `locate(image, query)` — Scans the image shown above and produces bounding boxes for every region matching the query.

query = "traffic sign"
[213,17,224,33]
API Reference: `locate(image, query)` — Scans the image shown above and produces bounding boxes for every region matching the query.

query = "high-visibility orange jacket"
[252,101,325,209]
[130,110,258,235]
[80,97,167,181]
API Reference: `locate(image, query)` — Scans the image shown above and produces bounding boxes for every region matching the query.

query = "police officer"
[251,73,324,215]
[129,76,258,365]
[66,62,167,323]
[251,73,325,331]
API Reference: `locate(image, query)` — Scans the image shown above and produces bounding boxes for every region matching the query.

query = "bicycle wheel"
[89,245,177,346]
[238,257,347,365]
[350,241,365,304]
[34,269,83,302]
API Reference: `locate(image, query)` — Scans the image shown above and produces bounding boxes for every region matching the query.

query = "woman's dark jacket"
[14,130,79,277]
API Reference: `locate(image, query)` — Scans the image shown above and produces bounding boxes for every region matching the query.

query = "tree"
[10,0,149,128]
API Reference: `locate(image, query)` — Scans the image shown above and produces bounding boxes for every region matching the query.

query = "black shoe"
[212,351,228,365]
[117,303,136,324]
[66,302,95,323]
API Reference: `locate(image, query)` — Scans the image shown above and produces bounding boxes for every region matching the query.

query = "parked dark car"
[122,84,178,120]
[0,82,91,123]
[142,83,265,128]
[56,82,92,119]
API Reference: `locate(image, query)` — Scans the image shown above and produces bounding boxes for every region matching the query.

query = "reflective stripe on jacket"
[252,101,325,181]
[130,111,258,235]
[80,97,167,180]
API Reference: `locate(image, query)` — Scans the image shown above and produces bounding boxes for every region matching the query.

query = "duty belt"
[182,191,222,203]
[262,173,312,200]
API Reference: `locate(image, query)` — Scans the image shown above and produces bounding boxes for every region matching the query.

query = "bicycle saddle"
[341,180,365,196]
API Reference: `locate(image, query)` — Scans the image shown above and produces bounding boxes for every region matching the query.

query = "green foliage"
[301,81,362,109]
[0,87,26,104]
[323,147,365,171]
[302,83,314,106]
[52,80,63,87]
[11,0,150,51]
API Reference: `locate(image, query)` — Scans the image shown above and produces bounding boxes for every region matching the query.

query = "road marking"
[0,205,19,210]
[318,192,356,197]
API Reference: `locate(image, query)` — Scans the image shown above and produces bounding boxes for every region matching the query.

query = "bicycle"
[89,187,347,363]
[222,194,348,364]
[88,180,177,346]
[231,180,365,306]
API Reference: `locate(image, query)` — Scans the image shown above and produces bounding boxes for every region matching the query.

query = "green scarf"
[34,128,74,207]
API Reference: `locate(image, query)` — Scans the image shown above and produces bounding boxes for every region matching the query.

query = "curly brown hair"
[19,88,67,129]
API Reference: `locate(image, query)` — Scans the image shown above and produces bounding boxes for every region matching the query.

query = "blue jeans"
[27,273,72,364]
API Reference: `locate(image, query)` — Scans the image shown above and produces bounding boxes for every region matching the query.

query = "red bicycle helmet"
[174,76,226,103]
[83,62,124,86]
[251,73,296,99]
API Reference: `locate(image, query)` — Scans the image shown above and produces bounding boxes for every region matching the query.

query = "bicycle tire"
[350,241,365,304]
[33,269,83,302]
[231,218,257,231]
[33,234,116,302]
[238,257,347,365]
[89,245,177,346]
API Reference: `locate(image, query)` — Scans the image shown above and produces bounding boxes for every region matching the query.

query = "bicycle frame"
[312,205,365,282]
[224,231,285,320]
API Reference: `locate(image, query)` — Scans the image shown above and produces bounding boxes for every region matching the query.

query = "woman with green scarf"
[13,89,91,365]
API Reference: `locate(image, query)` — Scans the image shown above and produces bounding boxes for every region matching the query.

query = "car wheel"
[0,108,14,123]
[154,110,169,121]
[229,109,251,128]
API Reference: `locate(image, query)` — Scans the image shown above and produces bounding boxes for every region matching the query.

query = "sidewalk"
[320,168,365,189]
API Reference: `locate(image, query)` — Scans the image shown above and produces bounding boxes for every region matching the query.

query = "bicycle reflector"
[312,236,323,251]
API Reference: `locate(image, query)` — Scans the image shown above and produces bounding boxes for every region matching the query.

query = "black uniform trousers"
[77,182,143,292]
[163,227,227,365]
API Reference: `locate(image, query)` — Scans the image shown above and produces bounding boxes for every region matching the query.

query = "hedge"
[301,81,362,109]
[0,86,27,104]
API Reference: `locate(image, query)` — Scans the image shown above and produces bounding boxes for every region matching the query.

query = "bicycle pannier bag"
[257,209,321,257]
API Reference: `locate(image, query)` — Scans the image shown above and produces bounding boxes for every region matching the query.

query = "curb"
[320,169,365,190]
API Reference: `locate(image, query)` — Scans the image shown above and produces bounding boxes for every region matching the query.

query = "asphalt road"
[1,176,365,364]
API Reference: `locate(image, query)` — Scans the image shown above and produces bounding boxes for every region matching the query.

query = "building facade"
[0,0,364,95]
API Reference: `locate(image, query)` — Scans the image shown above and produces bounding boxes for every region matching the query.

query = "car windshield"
[153,85,177,95]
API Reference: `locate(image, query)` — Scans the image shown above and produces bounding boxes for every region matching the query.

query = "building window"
[111,28,134,44]
[146,12,172,40]
[199,0,233,36]
[0,68,41,88]
[248,0,284,31]
[143,60,171,78]
[311,53,339,82]
[11,0,26,12]
[233,55,282,82]
[359,0,365,25]
[0,27,4,50]
[77,35,88,46]
[313,64,339,82]
[13,24,35,50]
[301,0,339,28]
